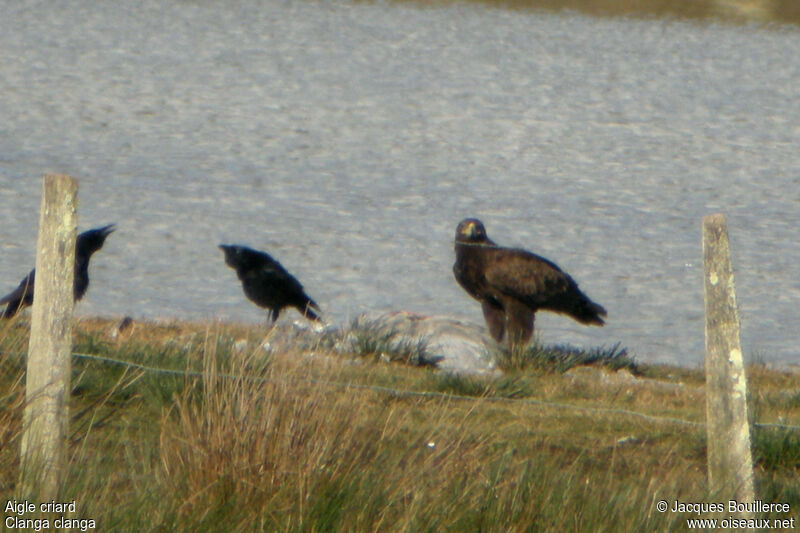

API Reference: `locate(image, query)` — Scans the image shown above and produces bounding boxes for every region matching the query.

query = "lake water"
[1,0,798,367]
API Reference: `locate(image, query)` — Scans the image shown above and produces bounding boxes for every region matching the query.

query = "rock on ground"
[348,311,501,376]
[258,311,501,376]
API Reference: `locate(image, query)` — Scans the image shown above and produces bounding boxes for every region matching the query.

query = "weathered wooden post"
[702,213,754,507]
[19,174,78,500]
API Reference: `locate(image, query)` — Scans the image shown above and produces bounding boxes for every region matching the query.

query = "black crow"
[219,244,321,323]
[0,224,115,318]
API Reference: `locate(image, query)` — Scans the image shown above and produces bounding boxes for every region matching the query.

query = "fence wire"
[65,351,800,432]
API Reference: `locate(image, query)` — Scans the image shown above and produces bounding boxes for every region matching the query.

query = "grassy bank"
[0,317,798,531]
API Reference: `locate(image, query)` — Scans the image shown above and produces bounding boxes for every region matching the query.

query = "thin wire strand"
[67,351,800,432]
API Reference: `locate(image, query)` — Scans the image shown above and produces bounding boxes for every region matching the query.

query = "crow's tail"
[301,297,322,322]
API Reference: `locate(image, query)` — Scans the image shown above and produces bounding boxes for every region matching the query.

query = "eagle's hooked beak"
[456,220,473,236]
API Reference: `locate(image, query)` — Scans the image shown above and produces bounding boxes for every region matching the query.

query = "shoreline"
[389,0,800,27]
[3,312,798,376]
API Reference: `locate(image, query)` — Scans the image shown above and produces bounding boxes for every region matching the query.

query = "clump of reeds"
[345,317,432,366]
[496,339,636,374]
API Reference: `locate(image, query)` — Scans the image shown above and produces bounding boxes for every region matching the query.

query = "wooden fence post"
[702,213,754,508]
[19,174,78,500]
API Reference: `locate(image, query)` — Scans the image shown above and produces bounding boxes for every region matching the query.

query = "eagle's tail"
[571,293,607,326]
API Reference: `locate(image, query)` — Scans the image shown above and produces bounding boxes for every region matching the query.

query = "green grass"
[346,317,433,366]
[496,339,637,374]
[1,318,798,531]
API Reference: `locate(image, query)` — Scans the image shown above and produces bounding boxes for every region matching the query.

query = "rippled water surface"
[1,0,798,366]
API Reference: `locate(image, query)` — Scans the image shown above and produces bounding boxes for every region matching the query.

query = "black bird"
[453,218,606,347]
[219,244,321,323]
[0,224,115,319]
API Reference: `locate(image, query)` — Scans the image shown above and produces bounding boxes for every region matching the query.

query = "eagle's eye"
[469,224,484,239]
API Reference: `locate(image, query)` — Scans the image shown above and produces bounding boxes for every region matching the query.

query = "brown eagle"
[453,218,606,347]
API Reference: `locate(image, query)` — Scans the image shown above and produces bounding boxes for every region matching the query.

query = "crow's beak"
[99,224,116,237]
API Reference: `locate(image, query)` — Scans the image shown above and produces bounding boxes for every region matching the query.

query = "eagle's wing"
[483,249,570,306]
